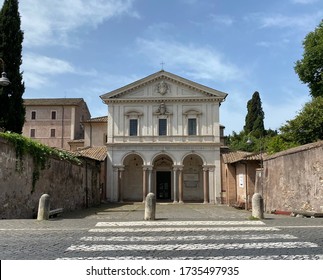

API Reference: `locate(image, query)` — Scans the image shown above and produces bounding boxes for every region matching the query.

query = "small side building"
[221,149,262,209]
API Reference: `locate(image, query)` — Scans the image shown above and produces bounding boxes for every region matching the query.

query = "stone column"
[173,167,178,203]
[203,167,209,203]
[144,193,156,220]
[178,167,183,203]
[142,167,147,202]
[118,167,125,202]
[37,194,50,221]
[208,166,215,204]
[252,193,264,219]
[147,166,153,193]
[112,166,119,202]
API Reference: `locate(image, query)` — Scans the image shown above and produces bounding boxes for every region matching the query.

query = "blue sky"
[9,0,323,134]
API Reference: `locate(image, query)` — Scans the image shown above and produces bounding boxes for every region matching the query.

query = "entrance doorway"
[156,171,171,200]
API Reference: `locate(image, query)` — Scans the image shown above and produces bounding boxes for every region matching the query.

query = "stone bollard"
[252,193,264,219]
[37,194,50,221]
[144,192,156,220]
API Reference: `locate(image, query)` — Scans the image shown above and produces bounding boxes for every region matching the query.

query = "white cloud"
[20,0,138,47]
[210,15,234,26]
[136,39,242,82]
[291,0,318,4]
[245,12,323,32]
[256,38,290,48]
[23,53,75,88]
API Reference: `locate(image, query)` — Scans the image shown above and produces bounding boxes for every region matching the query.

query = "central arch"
[153,154,174,201]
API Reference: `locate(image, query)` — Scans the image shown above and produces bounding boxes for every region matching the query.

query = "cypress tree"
[0,0,25,133]
[244,91,265,137]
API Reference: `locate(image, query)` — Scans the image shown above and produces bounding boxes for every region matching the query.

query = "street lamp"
[0,58,10,87]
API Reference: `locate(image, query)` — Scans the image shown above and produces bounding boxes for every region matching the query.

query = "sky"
[5,0,323,134]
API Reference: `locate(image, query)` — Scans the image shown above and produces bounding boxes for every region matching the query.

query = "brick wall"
[262,141,323,213]
[0,137,101,219]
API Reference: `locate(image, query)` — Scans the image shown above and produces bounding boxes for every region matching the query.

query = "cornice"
[100,70,228,102]
[105,97,223,104]
[106,142,222,148]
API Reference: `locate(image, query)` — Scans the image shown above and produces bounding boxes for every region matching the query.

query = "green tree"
[227,91,274,153]
[0,0,25,133]
[244,91,265,138]
[266,135,298,154]
[294,19,323,98]
[279,96,323,145]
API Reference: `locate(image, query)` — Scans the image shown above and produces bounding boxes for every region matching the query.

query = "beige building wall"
[83,116,108,147]
[22,98,91,150]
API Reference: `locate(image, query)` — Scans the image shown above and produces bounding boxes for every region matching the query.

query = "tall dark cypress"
[0,0,25,133]
[244,91,265,137]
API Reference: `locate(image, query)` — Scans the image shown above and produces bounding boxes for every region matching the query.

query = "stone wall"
[0,137,101,219]
[262,141,323,213]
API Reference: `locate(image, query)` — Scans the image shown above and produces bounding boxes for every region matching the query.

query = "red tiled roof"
[24,98,85,106]
[76,146,107,161]
[82,116,108,123]
[222,150,264,163]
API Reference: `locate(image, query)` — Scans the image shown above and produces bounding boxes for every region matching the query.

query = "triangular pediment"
[100,70,228,103]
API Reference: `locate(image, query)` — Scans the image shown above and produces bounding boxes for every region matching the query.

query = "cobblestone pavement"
[1,203,323,260]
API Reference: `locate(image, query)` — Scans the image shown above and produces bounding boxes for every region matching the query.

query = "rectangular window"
[159,118,167,136]
[50,129,56,138]
[30,129,35,138]
[188,118,197,135]
[31,111,36,120]
[129,119,138,136]
[51,111,57,120]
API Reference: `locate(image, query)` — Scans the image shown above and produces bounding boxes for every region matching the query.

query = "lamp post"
[0,58,10,87]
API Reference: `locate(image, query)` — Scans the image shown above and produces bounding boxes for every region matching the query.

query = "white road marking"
[66,241,318,252]
[59,220,322,260]
[58,254,323,260]
[95,220,265,227]
[89,226,280,233]
[80,233,298,242]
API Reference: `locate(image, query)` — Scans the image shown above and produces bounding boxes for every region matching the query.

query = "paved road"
[1,203,323,260]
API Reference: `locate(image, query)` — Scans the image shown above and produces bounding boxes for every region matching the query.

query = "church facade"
[100,70,227,203]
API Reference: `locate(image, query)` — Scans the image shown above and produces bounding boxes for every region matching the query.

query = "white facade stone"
[101,70,227,203]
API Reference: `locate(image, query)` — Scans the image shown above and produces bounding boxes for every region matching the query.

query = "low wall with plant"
[0,133,101,219]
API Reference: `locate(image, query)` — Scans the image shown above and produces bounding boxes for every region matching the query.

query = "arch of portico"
[113,151,214,203]
[120,153,144,201]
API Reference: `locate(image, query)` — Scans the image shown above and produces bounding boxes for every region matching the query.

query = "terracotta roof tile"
[76,146,107,161]
[222,150,265,163]
[24,98,85,106]
[83,116,108,123]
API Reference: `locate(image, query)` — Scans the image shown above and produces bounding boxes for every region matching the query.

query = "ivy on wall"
[0,132,82,193]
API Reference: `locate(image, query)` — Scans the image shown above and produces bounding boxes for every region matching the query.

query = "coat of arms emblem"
[155,80,170,95]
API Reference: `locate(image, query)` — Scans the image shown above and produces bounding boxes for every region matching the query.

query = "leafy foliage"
[265,135,298,154]
[0,132,82,192]
[294,19,323,98]
[279,97,323,145]
[0,0,25,133]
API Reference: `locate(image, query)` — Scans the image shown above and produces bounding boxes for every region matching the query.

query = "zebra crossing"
[60,220,323,260]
